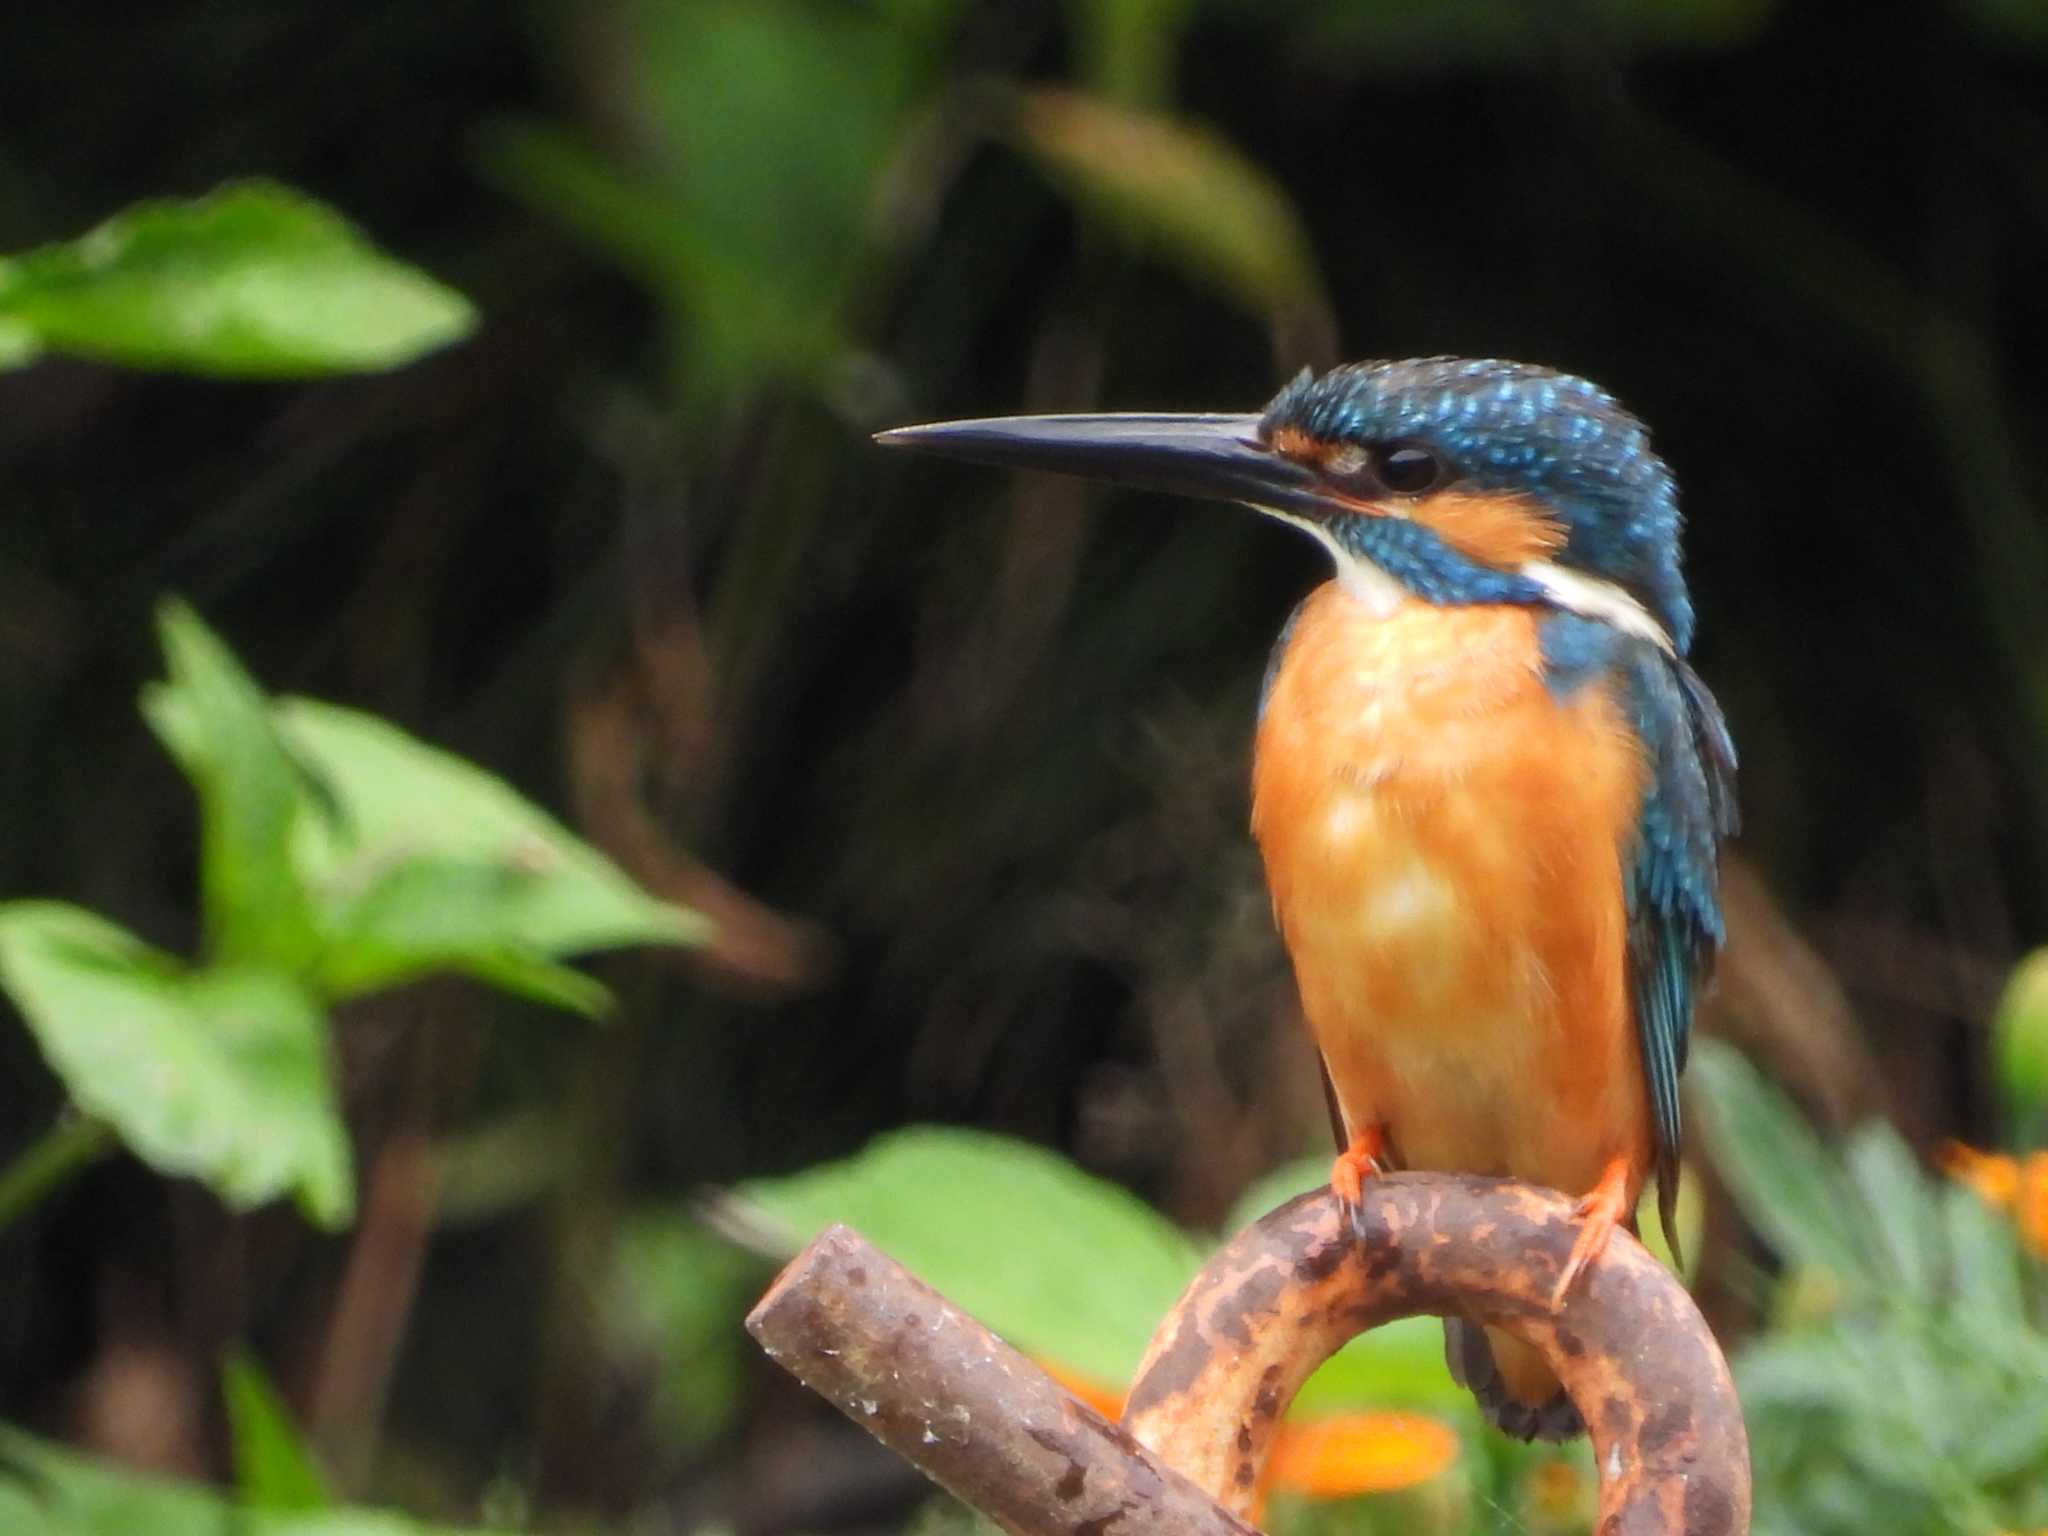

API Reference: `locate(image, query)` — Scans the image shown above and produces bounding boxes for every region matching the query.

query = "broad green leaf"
[0,182,474,377]
[143,599,317,970]
[1842,1122,1940,1303]
[1006,86,1328,326]
[607,1214,764,1450]
[280,699,707,1007]
[732,1128,1199,1383]
[0,903,352,1227]
[139,599,701,1012]
[0,1423,514,1536]
[223,1348,333,1511]
[1992,947,2048,1126]
[1689,1037,1869,1282]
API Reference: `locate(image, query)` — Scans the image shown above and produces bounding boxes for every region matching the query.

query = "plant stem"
[0,1114,115,1231]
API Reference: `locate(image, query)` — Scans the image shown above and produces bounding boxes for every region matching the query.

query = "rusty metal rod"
[747,1174,1750,1536]
[1124,1177,1749,1536]
[746,1223,1260,1536]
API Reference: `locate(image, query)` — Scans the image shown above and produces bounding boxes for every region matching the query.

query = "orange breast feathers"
[1251,584,1652,1203]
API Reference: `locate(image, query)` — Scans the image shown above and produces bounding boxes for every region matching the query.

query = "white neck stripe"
[1250,505,1675,651]
[1522,561,1674,653]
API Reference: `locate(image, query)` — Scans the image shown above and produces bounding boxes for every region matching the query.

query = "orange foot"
[1330,1125,1388,1237]
[1550,1156,1633,1309]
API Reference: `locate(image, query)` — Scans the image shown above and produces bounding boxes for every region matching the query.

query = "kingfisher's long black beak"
[874,412,1324,517]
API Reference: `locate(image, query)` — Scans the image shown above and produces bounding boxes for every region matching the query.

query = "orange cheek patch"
[1409,489,1565,569]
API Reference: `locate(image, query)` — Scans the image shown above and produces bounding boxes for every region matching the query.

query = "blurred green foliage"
[1994,949,2048,1141]
[0,599,704,1231]
[0,183,473,377]
[0,1420,509,1536]
[1693,1040,2048,1535]
[223,1350,337,1512]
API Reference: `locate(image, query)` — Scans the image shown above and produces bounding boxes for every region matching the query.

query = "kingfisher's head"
[878,357,1692,654]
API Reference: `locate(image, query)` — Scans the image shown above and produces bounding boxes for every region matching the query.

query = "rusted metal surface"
[1122,1177,1750,1535]
[746,1224,1261,1536]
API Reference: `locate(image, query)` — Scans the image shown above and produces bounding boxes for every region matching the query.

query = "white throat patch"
[1252,503,1675,651]
[1254,506,1409,618]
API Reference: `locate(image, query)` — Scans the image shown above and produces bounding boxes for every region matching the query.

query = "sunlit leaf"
[223,1348,333,1512]
[142,598,317,970]
[0,182,474,377]
[140,600,703,1014]
[731,1127,1199,1383]
[0,903,352,1227]
[0,1423,513,1536]
[1007,86,1327,327]
[281,699,707,1008]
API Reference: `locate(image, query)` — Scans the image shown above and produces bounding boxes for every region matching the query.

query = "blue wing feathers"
[1622,651,1733,1254]
[1539,613,1732,1251]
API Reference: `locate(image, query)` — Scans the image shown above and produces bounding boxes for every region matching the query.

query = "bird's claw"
[1330,1127,1387,1246]
[1549,1157,1633,1310]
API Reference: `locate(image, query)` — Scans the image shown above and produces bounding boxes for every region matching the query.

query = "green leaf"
[223,1348,333,1511]
[0,182,474,377]
[1005,86,1328,327]
[0,311,40,370]
[606,1213,764,1450]
[731,1128,1201,1384]
[0,903,352,1227]
[482,0,930,406]
[0,1423,514,1536]
[1221,1154,1327,1240]
[1066,0,1200,105]
[1842,1122,1940,1303]
[1689,1037,1870,1282]
[1992,947,2048,1126]
[280,699,707,1008]
[143,599,317,970]
[1939,1185,2025,1326]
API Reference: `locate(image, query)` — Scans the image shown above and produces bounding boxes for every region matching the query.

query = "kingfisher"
[876,357,1735,1442]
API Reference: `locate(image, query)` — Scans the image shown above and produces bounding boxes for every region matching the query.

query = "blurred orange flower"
[1034,1360,1458,1501]
[1936,1140,2048,1258]
[1263,1411,1460,1497]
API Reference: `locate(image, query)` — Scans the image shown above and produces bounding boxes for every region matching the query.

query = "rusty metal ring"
[1123,1176,1748,1535]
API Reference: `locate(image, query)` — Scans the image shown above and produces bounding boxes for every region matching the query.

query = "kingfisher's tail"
[1442,1319,1584,1443]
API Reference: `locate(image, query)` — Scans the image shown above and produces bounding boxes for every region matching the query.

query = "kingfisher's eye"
[1377,442,1445,495]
